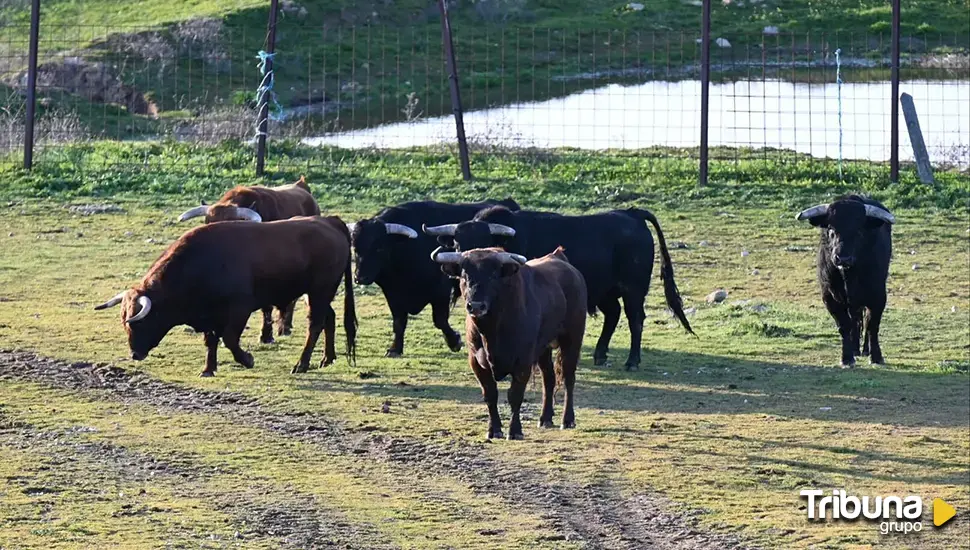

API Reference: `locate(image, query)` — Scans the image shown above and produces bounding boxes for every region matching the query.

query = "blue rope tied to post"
[835,48,843,179]
[252,50,283,144]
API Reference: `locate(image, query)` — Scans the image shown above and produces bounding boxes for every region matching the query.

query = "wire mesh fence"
[1,18,968,180]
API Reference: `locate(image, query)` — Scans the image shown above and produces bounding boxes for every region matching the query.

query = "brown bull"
[95,216,356,377]
[177,176,321,341]
[434,246,587,440]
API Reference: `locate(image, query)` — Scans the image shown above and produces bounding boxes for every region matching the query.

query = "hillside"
[0,0,967,139]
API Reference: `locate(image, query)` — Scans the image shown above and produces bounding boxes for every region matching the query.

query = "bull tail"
[626,208,696,336]
[336,220,358,366]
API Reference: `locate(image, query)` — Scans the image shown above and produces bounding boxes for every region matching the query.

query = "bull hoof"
[278,327,293,337]
[199,370,216,378]
[507,432,524,441]
[840,360,856,369]
[447,337,463,353]
[593,354,609,367]
[624,362,640,371]
[538,420,555,429]
[238,353,255,369]
[870,356,885,366]
[560,421,576,430]
[320,356,336,368]
[385,349,403,358]
[291,363,309,374]
[486,429,504,440]
[260,336,275,345]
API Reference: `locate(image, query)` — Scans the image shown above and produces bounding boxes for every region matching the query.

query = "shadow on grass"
[303,348,970,430]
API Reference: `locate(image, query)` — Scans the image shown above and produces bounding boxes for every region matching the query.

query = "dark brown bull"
[177,176,321,342]
[94,216,356,377]
[434,246,587,440]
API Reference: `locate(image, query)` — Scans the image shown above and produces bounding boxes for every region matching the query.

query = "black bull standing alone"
[433,246,587,440]
[94,216,356,377]
[796,195,895,367]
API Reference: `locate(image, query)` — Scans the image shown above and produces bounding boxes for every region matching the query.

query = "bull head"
[796,200,895,270]
[432,247,526,317]
[796,204,895,225]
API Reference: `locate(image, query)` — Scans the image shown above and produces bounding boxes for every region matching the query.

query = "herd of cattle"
[94,177,896,438]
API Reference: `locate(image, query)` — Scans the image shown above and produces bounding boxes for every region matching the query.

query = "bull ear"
[807,215,829,228]
[440,263,461,279]
[500,263,520,278]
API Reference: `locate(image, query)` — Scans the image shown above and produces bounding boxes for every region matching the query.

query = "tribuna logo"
[801,489,924,535]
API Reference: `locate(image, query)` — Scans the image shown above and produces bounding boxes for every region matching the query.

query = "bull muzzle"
[466,301,488,317]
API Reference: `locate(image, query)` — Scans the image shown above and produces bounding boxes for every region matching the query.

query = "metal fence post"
[23,0,41,171]
[255,0,279,177]
[890,0,901,183]
[698,0,711,187]
[438,0,473,181]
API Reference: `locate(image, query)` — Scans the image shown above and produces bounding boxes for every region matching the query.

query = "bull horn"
[496,252,527,265]
[94,291,126,310]
[384,223,418,238]
[430,246,462,264]
[234,207,262,222]
[864,204,895,224]
[488,223,516,237]
[421,223,458,237]
[795,204,829,221]
[127,295,152,324]
[177,205,207,222]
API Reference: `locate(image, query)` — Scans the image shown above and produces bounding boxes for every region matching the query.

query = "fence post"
[255,0,280,177]
[23,0,41,171]
[698,0,711,187]
[899,93,935,184]
[889,0,900,183]
[438,0,473,181]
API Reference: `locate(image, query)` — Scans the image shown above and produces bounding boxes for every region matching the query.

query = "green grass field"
[0,142,968,548]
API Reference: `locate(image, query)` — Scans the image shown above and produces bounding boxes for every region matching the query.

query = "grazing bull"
[351,198,520,357]
[433,246,587,440]
[796,195,895,367]
[94,216,356,377]
[424,205,693,369]
[177,176,321,341]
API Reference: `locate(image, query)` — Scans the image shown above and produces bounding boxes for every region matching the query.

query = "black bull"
[350,198,520,357]
[424,205,695,369]
[796,194,895,367]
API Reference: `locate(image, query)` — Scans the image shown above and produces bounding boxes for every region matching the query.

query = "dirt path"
[0,350,754,550]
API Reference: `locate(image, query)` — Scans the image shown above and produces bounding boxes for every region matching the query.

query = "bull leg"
[431,295,462,353]
[470,356,503,440]
[593,296,621,366]
[849,306,864,357]
[276,300,296,337]
[221,311,255,370]
[861,309,871,356]
[507,370,530,440]
[866,297,887,365]
[320,304,337,368]
[201,331,220,377]
[559,338,580,429]
[386,307,408,358]
[622,293,646,370]
[536,348,556,428]
[259,307,275,344]
[823,293,855,367]
[293,294,326,374]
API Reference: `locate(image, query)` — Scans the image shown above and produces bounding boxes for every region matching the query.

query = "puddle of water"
[303,79,970,167]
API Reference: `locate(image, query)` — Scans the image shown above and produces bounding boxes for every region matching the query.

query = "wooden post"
[23,0,41,170]
[889,0,901,183]
[255,0,279,177]
[698,0,711,187]
[900,93,935,184]
[438,0,473,181]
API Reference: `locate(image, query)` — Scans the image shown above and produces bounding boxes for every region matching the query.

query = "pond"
[303,79,970,167]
